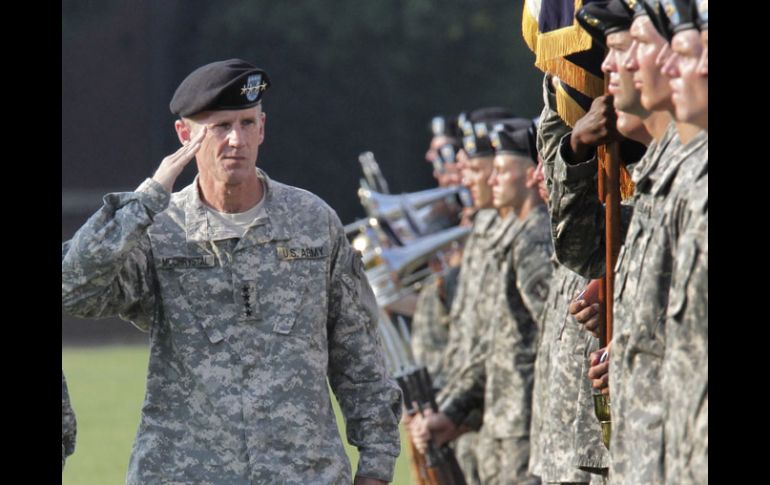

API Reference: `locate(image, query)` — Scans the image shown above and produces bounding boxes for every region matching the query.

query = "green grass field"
[63,345,413,484]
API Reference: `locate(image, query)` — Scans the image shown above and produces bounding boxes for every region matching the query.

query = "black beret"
[170,59,271,117]
[438,143,459,163]
[469,107,516,124]
[458,112,474,137]
[431,115,462,139]
[577,0,635,47]
[655,0,697,41]
[463,121,495,158]
[494,117,533,132]
[619,0,656,18]
[459,108,518,158]
[694,0,707,30]
[490,120,537,162]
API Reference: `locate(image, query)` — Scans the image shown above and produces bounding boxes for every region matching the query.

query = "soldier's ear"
[525,165,539,188]
[175,119,193,145]
[257,111,266,145]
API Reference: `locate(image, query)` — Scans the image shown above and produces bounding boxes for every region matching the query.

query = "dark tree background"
[62,0,544,342]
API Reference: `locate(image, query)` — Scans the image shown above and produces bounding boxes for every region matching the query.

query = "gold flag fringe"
[539,57,604,99]
[555,82,586,128]
[522,0,540,54]
[522,0,603,99]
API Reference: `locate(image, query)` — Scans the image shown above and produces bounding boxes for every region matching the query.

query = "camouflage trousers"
[477,433,541,485]
[455,430,482,485]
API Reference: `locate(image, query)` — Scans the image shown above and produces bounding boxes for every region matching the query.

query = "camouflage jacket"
[542,75,711,483]
[609,132,707,485]
[61,169,402,484]
[530,262,604,481]
[437,209,500,413]
[573,334,610,472]
[62,370,77,470]
[532,81,607,478]
[411,266,460,389]
[439,209,499,390]
[442,206,553,438]
[662,163,708,485]
[438,212,518,421]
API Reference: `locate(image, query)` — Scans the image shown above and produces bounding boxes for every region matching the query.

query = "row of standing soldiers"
[406,1,707,483]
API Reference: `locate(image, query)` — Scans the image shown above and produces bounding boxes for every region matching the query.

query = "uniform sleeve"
[550,133,634,279]
[438,307,493,427]
[325,211,403,482]
[437,240,475,396]
[537,76,634,280]
[537,73,573,196]
[61,178,169,331]
[512,231,554,327]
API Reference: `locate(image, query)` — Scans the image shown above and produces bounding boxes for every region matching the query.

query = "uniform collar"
[181,168,292,246]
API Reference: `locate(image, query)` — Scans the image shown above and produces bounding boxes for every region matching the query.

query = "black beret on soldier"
[576,0,635,47]
[431,115,462,139]
[654,0,698,41]
[490,120,538,163]
[170,59,271,117]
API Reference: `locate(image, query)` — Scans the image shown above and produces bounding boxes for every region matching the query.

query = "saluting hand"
[152,126,207,193]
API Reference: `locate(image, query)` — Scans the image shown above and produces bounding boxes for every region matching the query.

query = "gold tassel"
[532,0,592,62]
[598,147,637,201]
[535,24,593,63]
[555,83,587,128]
[526,0,604,98]
[537,57,605,99]
[619,167,635,200]
[521,0,540,54]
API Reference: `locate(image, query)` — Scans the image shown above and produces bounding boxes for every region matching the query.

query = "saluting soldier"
[61,59,402,485]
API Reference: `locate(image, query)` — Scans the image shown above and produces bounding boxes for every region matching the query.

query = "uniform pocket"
[259,258,327,340]
[174,268,229,344]
[667,239,699,321]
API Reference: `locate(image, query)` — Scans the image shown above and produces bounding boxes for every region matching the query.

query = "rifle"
[395,366,467,485]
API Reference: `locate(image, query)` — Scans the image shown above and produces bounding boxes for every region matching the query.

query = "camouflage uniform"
[662,167,708,485]
[437,208,500,485]
[573,334,610,475]
[411,266,460,390]
[443,205,553,484]
[62,370,77,471]
[531,77,607,483]
[612,133,707,485]
[441,211,518,483]
[531,263,602,484]
[439,209,500,393]
[61,169,402,484]
[549,117,708,485]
